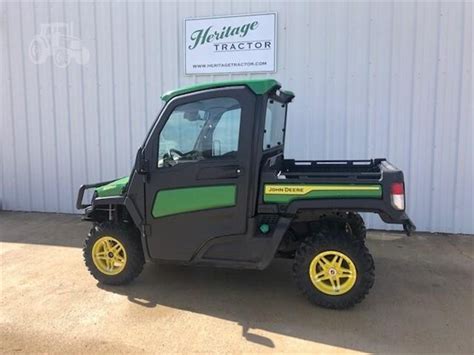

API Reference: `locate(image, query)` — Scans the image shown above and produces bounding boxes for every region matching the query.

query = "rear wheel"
[84,222,144,285]
[29,37,49,64]
[346,212,366,240]
[293,231,374,309]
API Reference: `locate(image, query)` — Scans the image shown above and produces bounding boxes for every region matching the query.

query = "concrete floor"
[0,211,473,354]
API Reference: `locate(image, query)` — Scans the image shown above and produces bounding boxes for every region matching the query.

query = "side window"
[212,108,241,157]
[158,97,241,167]
[263,99,287,150]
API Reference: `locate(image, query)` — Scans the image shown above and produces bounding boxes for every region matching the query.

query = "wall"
[1,1,472,233]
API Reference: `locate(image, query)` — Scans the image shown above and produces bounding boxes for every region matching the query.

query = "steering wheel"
[169,148,184,158]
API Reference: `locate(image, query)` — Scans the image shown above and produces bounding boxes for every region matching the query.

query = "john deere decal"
[263,184,382,203]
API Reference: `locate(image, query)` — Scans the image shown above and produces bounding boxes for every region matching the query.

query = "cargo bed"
[279,159,383,180]
[259,156,415,234]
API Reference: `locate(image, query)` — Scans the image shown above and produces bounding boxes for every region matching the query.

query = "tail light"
[390,182,405,210]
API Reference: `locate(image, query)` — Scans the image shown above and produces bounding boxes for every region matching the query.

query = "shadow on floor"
[98,252,473,353]
[2,211,473,353]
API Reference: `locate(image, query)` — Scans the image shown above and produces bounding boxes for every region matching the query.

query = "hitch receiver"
[403,219,416,236]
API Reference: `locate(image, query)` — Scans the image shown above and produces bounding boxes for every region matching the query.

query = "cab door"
[142,87,256,261]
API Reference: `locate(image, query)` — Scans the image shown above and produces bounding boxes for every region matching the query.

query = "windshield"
[263,99,287,150]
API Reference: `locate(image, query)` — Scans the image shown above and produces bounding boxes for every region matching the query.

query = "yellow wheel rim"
[309,250,357,295]
[92,236,127,276]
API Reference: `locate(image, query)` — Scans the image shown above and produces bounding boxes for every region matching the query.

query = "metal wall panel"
[1,1,472,234]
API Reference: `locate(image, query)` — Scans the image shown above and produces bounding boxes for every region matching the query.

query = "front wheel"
[53,48,71,68]
[293,232,374,309]
[83,222,145,285]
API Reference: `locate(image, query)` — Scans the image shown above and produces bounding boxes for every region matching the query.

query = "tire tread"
[83,222,144,285]
[293,231,374,309]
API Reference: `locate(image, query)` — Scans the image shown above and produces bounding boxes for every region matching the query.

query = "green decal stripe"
[152,185,237,218]
[263,185,382,203]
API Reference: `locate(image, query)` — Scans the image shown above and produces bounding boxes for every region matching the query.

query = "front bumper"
[75,180,116,209]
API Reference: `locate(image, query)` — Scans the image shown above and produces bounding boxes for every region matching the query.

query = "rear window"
[263,99,287,150]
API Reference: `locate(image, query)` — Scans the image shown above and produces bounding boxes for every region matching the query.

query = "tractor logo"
[29,22,90,68]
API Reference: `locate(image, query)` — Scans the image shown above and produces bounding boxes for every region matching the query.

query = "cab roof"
[161,79,281,102]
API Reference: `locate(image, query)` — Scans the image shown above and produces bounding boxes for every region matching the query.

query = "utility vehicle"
[77,79,415,309]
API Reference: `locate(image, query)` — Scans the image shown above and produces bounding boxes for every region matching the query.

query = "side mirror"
[135,147,148,175]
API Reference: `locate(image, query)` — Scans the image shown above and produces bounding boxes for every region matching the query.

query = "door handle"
[197,165,242,180]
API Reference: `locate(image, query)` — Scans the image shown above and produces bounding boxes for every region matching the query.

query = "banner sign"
[185,13,277,75]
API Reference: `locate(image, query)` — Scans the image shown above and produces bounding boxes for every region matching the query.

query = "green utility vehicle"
[77,79,415,309]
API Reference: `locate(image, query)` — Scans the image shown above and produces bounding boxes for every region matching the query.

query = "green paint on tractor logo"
[161,79,280,102]
[95,176,130,198]
[263,184,382,204]
[152,185,237,218]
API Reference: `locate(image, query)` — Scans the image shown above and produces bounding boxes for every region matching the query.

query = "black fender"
[86,195,151,261]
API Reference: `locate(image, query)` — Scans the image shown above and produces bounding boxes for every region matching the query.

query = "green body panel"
[263,184,382,204]
[95,176,130,197]
[152,185,237,218]
[161,79,280,102]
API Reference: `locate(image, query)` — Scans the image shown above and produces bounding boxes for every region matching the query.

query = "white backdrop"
[1,1,472,234]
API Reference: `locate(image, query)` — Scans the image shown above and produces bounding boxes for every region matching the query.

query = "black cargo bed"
[280,159,383,180]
